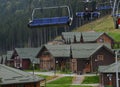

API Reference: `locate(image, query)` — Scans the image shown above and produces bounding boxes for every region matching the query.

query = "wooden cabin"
[36,45,71,71]
[61,32,114,47]
[99,61,120,87]
[7,48,40,70]
[71,43,115,74]
[0,64,45,87]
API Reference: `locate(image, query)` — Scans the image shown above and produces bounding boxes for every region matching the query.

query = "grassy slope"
[74,15,120,41]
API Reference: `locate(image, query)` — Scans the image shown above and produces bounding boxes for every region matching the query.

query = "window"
[97,55,104,61]
[99,38,104,43]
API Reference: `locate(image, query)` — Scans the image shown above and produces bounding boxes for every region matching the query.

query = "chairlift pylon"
[112,0,120,29]
[28,5,73,28]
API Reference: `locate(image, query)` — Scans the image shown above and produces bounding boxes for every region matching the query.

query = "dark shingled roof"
[71,43,112,58]
[0,64,44,85]
[98,61,120,73]
[62,32,113,42]
[15,48,40,58]
[44,43,112,58]
[14,48,41,64]
[44,44,70,57]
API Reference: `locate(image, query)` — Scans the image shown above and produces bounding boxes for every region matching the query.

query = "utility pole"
[115,51,119,87]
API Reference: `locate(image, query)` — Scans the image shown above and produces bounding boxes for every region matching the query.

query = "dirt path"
[72,75,84,84]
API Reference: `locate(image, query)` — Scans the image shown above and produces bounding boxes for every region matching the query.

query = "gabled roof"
[82,32,104,42]
[71,43,112,58]
[62,32,81,42]
[0,64,44,85]
[15,48,40,58]
[14,48,41,64]
[62,32,113,42]
[40,43,112,58]
[44,44,70,57]
[98,61,120,73]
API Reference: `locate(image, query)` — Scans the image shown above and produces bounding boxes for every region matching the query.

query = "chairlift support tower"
[112,0,120,29]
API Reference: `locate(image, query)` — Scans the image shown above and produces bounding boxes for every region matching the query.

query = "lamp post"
[115,51,119,87]
[54,59,58,76]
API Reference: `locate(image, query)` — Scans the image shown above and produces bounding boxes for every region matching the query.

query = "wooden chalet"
[37,43,115,74]
[0,64,45,87]
[61,32,114,47]
[99,61,120,87]
[7,48,40,70]
[36,45,71,71]
[71,43,115,74]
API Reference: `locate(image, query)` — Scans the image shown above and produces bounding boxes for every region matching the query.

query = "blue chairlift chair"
[97,1,113,11]
[76,12,85,18]
[91,11,100,18]
[28,5,73,28]
[76,11,100,20]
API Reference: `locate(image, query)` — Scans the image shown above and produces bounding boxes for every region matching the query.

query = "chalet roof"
[0,64,44,85]
[98,61,120,73]
[15,48,41,64]
[44,44,70,57]
[71,43,112,58]
[62,32,113,42]
[43,43,112,58]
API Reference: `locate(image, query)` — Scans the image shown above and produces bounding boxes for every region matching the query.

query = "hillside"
[73,15,120,42]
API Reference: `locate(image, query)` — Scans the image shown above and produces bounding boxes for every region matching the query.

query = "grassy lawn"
[108,32,120,42]
[37,74,57,81]
[47,76,92,87]
[48,76,73,84]
[82,76,99,84]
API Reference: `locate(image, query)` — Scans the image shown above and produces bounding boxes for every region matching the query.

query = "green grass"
[47,76,92,87]
[48,76,73,84]
[37,74,57,81]
[82,76,99,84]
[108,32,120,42]
[37,74,49,79]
